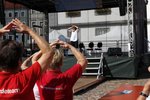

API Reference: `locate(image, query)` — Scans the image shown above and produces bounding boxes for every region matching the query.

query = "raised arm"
[67,26,72,30]
[60,41,87,71]
[137,80,150,100]
[72,25,78,29]
[0,22,13,36]
[21,55,33,70]
[12,18,54,73]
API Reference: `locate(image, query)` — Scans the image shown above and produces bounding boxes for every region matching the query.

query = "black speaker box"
[118,0,127,16]
[0,0,5,25]
[107,47,122,56]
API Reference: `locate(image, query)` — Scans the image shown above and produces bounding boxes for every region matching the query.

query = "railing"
[81,40,129,52]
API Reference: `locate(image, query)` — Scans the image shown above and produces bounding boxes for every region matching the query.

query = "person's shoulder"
[67,64,82,71]
[21,62,41,74]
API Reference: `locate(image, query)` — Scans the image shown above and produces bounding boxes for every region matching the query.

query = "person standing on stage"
[68,25,79,48]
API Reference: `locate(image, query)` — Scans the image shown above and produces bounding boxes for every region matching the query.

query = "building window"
[67,30,71,37]
[95,27,110,36]
[32,22,36,27]
[66,11,81,17]
[32,10,40,14]
[31,10,36,14]
[40,28,43,36]
[8,12,12,17]
[3,35,6,40]
[21,11,25,17]
[95,8,111,16]
[40,22,43,27]
[14,12,18,17]
[9,35,13,40]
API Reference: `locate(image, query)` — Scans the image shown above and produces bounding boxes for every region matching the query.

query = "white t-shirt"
[33,84,40,100]
[70,30,78,42]
[146,95,150,100]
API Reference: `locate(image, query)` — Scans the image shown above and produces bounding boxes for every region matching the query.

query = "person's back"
[0,40,38,99]
[0,61,40,99]
[36,62,82,100]
[34,41,88,100]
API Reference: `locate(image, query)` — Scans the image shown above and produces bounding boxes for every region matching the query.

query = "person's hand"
[32,51,42,64]
[71,25,76,27]
[58,40,69,49]
[49,40,59,48]
[72,25,78,29]
[12,18,31,33]
[21,55,33,70]
[0,21,14,36]
[148,66,150,72]
[49,40,70,49]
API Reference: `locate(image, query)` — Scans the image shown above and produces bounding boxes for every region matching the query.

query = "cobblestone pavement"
[73,78,150,100]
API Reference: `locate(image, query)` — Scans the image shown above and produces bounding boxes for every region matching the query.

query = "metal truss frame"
[127,0,134,57]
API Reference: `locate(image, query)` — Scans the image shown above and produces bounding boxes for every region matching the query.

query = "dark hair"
[0,39,22,70]
[73,27,77,30]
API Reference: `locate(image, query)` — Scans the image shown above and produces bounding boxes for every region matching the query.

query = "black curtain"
[133,0,148,56]
[0,0,5,26]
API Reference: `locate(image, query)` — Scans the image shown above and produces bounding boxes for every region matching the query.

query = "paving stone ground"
[73,78,150,100]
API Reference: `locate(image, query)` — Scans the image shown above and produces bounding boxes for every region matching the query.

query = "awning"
[5,0,120,13]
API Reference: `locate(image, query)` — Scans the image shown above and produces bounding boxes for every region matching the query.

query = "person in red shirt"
[22,40,87,100]
[0,18,54,99]
[29,40,88,100]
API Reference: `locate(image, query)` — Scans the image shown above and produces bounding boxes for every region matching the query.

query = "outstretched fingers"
[58,40,68,48]
[11,18,29,33]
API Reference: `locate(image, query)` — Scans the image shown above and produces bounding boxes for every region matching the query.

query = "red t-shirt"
[36,64,82,100]
[0,62,41,100]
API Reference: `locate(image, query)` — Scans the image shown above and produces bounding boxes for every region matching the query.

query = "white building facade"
[4,5,29,47]
[1,1,150,53]
[49,7,129,52]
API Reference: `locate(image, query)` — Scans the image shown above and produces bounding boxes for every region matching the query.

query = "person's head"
[71,25,77,31]
[0,39,22,72]
[50,48,64,70]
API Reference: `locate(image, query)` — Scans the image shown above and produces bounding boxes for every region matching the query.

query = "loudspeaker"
[118,0,127,16]
[107,47,122,56]
[0,0,5,25]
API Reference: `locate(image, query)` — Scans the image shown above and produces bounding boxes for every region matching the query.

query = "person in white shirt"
[68,25,79,48]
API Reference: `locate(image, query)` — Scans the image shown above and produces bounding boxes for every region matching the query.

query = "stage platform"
[61,53,150,93]
[73,76,105,94]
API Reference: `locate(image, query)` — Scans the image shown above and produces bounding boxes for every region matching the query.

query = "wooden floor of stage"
[73,76,105,94]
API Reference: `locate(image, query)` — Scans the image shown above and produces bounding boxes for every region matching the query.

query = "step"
[88,62,100,65]
[86,58,101,62]
[86,67,99,70]
[82,73,99,75]
[86,57,101,59]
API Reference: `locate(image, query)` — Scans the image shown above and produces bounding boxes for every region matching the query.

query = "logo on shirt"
[0,88,20,94]
[40,85,63,90]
